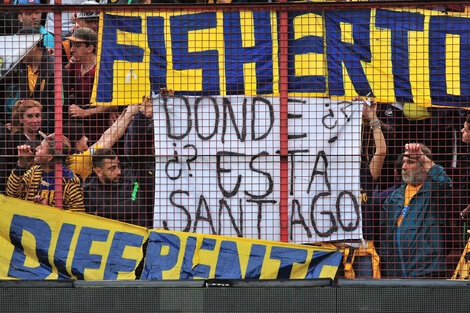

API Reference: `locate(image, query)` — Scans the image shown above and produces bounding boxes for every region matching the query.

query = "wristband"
[370,120,381,130]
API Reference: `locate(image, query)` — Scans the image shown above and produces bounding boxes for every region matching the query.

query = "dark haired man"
[83,96,154,227]
[15,0,54,49]
[380,143,452,278]
[64,27,98,108]
[64,98,141,181]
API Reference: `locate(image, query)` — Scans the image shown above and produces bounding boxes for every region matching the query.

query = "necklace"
[81,62,96,75]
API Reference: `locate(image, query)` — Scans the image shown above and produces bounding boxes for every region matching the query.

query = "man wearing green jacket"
[380,143,452,278]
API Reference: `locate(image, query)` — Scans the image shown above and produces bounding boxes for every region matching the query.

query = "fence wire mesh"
[1,0,469,279]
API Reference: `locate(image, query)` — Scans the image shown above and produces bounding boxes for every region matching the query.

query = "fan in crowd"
[64,96,144,182]
[380,143,452,278]
[2,99,44,193]
[14,0,54,49]
[6,131,85,211]
[72,1,100,33]
[64,27,117,143]
[352,96,386,279]
[83,95,155,227]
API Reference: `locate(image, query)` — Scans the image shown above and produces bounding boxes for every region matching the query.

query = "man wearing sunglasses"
[64,27,114,143]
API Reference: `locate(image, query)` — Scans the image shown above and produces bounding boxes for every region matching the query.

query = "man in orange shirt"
[380,143,452,278]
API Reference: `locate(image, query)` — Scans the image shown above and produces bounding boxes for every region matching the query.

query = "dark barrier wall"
[0,279,469,313]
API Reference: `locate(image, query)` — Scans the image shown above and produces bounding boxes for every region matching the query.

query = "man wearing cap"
[64,27,113,142]
[62,1,100,62]
[72,1,100,32]
[15,0,54,49]
[45,0,86,38]
[6,132,85,211]
[65,27,97,81]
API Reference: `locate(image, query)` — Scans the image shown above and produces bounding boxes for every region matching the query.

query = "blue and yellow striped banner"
[92,8,470,108]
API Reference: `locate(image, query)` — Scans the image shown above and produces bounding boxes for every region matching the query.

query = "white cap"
[76,1,100,19]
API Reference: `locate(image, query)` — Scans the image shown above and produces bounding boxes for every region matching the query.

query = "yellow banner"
[0,195,148,280]
[0,195,342,280]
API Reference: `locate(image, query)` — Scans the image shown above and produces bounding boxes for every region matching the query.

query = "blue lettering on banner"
[93,10,470,108]
[147,16,167,95]
[287,11,326,93]
[170,13,220,96]
[141,232,180,280]
[245,244,266,279]
[325,10,373,97]
[104,232,144,280]
[8,215,52,279]
[71,227,109,280]
[180,236,216,279]
[306,250,342,278]
[429,15,470,106]
[4,212,341,280]
[53,223,76,279]
[223,11,274,95]
[375,9,425,103]
[97,14,145,103]
[270,246,308,279]
[214,240,242,279]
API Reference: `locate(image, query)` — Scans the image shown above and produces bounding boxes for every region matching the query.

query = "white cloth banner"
[0,34,42,78]
[153,96,363,243]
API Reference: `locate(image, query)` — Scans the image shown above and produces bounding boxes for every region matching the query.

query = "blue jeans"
[353,255,374,278]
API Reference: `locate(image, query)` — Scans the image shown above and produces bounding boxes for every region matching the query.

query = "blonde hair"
[10,99,42,134]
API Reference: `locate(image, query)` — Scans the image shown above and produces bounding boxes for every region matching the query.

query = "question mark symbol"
[165,143,182,180]
[183,144,198,178]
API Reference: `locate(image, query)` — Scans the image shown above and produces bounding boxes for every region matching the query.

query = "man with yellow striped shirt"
[7,132,84,211]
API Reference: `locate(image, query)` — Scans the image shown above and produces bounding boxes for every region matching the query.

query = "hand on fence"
[127,101,141,117]
[17,144,34,168]
[353,96,378,123]
[140,95,153,118]
[159,88,174,96]
[362,99,378,123]
[461,205,470,220]
[69,104,87,118]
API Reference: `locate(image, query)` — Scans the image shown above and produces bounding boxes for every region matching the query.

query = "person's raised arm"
[69,104,118,119]
[125,96,153,158]
[92,98,144,150]
[362,99,387,180]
